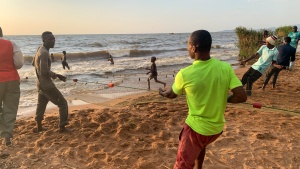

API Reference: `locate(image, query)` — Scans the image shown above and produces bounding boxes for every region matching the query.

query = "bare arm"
[39,51,56,79]
[159,88,177,99]
[227,86,247,103]
[11,41,24,69]
[240,53,259,65]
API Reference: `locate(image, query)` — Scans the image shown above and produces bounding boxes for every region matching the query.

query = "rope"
[240,102,300,114]
[69,79,158,92]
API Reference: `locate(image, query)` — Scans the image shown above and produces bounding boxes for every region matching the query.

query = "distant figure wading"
[62,51,70,70]
[108,54,114,65]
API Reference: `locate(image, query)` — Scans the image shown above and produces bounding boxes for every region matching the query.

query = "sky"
[1,0,299,35]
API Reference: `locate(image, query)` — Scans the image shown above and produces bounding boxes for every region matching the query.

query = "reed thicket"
[235,27,273,60]
[235,26,294,60]
[275,26,293,41]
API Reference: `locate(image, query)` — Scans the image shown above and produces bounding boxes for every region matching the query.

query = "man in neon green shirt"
[159,30,247,169]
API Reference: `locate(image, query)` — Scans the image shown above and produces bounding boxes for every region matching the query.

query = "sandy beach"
[1,55,300,169]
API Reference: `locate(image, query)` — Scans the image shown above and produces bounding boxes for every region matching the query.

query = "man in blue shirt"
[240,35,278,96]
[262,37,296,90]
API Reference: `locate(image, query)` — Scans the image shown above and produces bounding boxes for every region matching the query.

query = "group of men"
[0,25,299,169]
[240,26,299,96]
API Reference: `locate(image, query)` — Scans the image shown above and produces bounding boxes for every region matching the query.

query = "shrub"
[275,26,293,42]
[235,27,274,61]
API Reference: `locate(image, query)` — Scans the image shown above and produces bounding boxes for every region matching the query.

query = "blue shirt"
[288,31,300,48]
[276,43,296,66]
[251,45,278,74]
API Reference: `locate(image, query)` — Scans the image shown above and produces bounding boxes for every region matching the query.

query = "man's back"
[277,43,296,66]
[0,39,14,70]
[173,58,242,135]
[0,39,19,82]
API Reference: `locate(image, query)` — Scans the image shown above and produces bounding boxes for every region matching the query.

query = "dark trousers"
[241,67,262,92]
[263,65,284,87]
[35,87,69,127]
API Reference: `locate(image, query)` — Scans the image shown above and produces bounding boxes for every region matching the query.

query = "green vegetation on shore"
[275,26,293,41]
[235,26,293,61]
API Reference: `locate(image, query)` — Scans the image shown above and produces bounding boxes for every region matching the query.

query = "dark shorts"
[148,73,157,80]
[174,123,222,169]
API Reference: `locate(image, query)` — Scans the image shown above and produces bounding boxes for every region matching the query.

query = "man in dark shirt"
[262,36,296,90]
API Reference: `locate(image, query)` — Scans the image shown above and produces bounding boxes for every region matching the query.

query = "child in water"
[62,51,70,70]
[146,56,166,89]
[108,54,114,65]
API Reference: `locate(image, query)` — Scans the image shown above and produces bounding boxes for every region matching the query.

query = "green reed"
[235,27,274,61]
[275,26,293,42]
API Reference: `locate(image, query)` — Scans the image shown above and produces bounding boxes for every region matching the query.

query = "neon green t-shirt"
[172,58,242,136]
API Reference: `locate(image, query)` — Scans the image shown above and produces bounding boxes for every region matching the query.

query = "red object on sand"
[73,79,78,82]
[253,102,262,109]
[108,83,114,87]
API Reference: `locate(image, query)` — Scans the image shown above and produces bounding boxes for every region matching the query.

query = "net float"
[253,102,262,109]
[108,83,114,87]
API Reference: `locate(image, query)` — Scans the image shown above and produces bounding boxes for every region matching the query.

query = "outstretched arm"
[240,53,259,65]
[56,74,67,82]
[227,86,247,103]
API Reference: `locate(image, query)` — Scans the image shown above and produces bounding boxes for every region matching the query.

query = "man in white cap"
[240,35,278,96]
[288,26,300,70]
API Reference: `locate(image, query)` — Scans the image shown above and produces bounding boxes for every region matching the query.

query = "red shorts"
[174,123,222,169]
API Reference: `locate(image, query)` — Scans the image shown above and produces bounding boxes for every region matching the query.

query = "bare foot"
[33,127,47,133]
[4,137,11,147]
[59,126,72,133]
